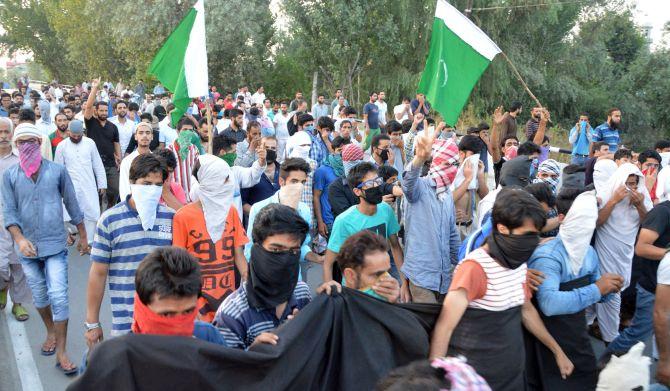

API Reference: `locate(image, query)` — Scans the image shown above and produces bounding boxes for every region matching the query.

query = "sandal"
[12,304,29,321]
[41,337,57,356]
[56,361,78,376]
[0,289,6,310]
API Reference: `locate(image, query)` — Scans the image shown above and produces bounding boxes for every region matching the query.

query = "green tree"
[0,0,77,81]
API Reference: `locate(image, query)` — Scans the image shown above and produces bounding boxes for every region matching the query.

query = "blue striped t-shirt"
[91,199,175,336]
[592,122,620,153]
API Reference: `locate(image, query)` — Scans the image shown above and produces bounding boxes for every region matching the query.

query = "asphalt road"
[1,246,111,391]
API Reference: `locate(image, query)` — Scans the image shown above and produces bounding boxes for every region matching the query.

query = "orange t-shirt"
[172,204,249,322]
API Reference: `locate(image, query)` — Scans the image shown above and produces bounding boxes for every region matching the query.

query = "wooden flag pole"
[500,51,543,109]
[205,97,213,155]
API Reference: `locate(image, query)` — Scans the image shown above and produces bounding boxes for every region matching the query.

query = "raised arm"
[84,78,100,120]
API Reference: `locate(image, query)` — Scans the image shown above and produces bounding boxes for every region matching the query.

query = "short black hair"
[592,141,608,154]
[249,107,260,117]
[347,161,377,189]
[94,101,108,110]
[562,164,585,175]
[386,120,403,134]
[113,100,128,109]
[177,117,196,131]
[8,107,19,116]
[655,140,670,151]
[135,247,201,305]
[280,157,311,179]
[298,113,314,127]
[331,136,349,150]
[607,107,621,117]
[375,359,450,391]
[251,203,309,245]
[317,116,334,131]
[518,141,541,156]
[139,112,153,122]
[638,149,662,166]
[229,108,243,119]
[155,148,177,171]
[458,135,483,154]
[336,231,389,272]
[343,106,357,116]
[18,108,36,123]
[247,120,261,131]
[478,121,490,131]
[492,188,546,231]
[0,92,10,100]
[614,148,632,161]
[212,134,237,156]
[525,182,556,208]
[378,165,399,182]
[510,101,523,112]
[129,153,168,182]
[371,134,390,149]
[128,102,139,112]
[556,187,586,215]
[401,119,413,133]
[54,112,67,122]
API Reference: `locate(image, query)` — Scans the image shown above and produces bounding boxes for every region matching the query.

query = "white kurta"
[109,116,135,155]
[54,137,107,225]
[119,150,141,201]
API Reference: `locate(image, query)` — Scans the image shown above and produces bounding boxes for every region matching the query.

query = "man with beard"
[525,107,543,141]
[63,105,76,121]
[49,112,69,155]
[84,78,121,209]
[221,108,246,143]
[109,100,134,158]
[592,108,622,153]
[363,92,381,151]
[214,203,338,349]
[4,123,88,375]
[54,120,107,245]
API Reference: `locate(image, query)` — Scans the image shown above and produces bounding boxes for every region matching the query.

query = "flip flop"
[56,361,78,376]
[41,338,56,356]
[12,304,29,321]
[0,289,6,310]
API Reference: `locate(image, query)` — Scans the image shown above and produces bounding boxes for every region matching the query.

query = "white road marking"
[5,296,44,391]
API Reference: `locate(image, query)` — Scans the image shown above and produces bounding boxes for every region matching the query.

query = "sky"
[633,0,670,48]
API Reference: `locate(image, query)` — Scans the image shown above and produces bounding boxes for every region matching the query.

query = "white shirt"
[215,118,231,135]
[118,150,144,201]
[375,101,388,125]
[109,115,135,154]
[158,117,178,146]
[394,104,410,122]
[54,137,107,221]
[273,112,290,162]
[251,92,266,106]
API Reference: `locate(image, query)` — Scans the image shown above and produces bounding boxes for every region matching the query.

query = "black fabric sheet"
[68,289,441,391]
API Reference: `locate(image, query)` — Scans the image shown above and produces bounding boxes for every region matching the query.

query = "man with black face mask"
[213,203,338,349]
[592,107,622,153]
[430,188,574,390]
[371,134,394,168]
[324,162,409,302]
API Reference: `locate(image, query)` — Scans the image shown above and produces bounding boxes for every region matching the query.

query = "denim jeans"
[19,250,69,322]
[607,283,655,353]
[571,154,588,165]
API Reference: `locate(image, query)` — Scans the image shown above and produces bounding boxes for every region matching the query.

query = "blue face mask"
[303,124,315,133]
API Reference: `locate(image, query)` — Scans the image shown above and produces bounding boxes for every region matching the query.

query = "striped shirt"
[91,199,175,336]
[213,281,312,349]
[452,248,528,312]
[167,142,199,202]
[592,122,620,153]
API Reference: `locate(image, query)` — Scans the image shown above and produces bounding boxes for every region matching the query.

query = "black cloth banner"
[68,289,442,391]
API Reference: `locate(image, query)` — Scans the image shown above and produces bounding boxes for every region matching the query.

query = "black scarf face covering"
[246,244,300,310]
[485,231,540,269]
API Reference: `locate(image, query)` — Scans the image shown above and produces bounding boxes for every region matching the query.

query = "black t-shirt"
[85,117,120,167]
[493,159,505,187]
[636,201,670,292]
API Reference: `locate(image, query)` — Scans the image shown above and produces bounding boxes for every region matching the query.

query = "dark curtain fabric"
[68,289,442,391]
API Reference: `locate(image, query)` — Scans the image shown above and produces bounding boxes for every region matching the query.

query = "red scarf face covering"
[131,293,196,337]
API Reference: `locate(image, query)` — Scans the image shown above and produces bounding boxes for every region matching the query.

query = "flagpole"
[500,51,543,109]
[205,98,213,155]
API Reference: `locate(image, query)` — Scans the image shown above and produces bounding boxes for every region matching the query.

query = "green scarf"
[362,128,381,151]
[219,152,237,167]
[176,130,205,160]
[324,154,344,177]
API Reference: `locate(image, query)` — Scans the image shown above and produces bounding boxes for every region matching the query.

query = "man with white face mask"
[527,189,624,390]
[85,154,174,345]
[172,155,250,322]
